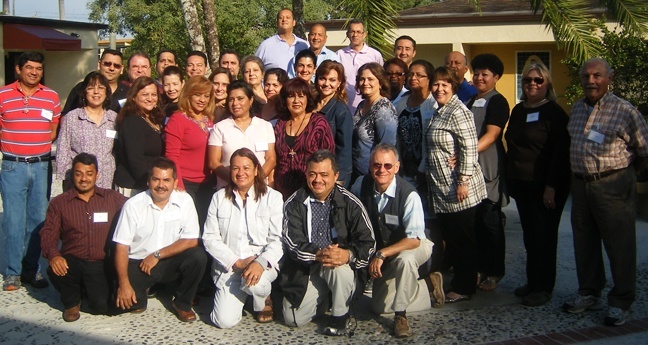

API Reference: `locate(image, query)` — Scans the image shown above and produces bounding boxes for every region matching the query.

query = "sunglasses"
[522,77,544,85]
[102,61,123,69]
[371,163,394,171]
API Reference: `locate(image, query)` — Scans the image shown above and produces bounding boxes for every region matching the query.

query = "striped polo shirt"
[0,81,61,156]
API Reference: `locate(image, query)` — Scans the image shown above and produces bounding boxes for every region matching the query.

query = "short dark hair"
[294,49,317,71]
[225,148,267,202]
[72,152,99,172]
[149,157,177,179]
[127,52,151,68]
[17,52,44,69]
[278,78,317,117]
[156,49,175,62]
[383,58,408,73]
[347,19,365,32]
[187,50,208,66]
[208,67,233,83]
[395,35,416,50]
[79,71,112,109]
[264,68,289,86]
[101,49,123,61]
[471,53,504,77]
[307,149,338,173]
[356,62,390,98]
[227,79,254,99]
[162,65,185,81]
[219,49,240,64]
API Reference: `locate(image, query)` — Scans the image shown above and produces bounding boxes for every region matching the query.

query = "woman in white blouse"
[203,148,283,328]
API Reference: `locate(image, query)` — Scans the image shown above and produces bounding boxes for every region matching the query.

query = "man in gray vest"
[351,144,438,338]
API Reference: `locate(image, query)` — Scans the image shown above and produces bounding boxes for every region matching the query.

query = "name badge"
[587,130,604,144]
[93,212,108,223]
[526,112,539,122]
[385,214,399,226]
[255,142,269,152]
[472,99,487,108]
[106,129,117,139]
[118,98,127,107]
[41,109,53,120]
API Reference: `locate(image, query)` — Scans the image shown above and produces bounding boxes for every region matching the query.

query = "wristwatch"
[153,250,161,259]
[375,251,385,260]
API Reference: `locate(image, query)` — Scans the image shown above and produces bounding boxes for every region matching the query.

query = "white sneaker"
[562,295,604,314]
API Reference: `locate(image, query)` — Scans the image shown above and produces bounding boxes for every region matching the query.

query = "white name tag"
[106,129,117,139]
[472,99,487,108]
[526,112,539,122]
[93,212,108,223]
[587,130,604,144]
[118,98,127,107]
[255,142,269,152]
[41,109,53,120]
[385,214,399,226]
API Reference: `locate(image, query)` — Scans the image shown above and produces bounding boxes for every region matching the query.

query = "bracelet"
[458,180,470,187]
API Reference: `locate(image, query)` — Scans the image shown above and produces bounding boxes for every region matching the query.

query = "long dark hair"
[116,76,165,126]
[225,148,267,202]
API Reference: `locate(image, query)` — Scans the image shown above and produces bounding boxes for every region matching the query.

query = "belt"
[2,154,52,163]
[574,168,624,182]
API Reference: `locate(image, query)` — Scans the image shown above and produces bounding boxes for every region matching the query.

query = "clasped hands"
[234,256,265,287]
[315,244,350,268]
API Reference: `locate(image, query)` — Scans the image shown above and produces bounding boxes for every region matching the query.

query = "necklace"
[142,115,160,132]
[287,113,309,158]
[185,112,210,132]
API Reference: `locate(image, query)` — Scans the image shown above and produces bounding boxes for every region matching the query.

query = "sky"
[13,0,93,23]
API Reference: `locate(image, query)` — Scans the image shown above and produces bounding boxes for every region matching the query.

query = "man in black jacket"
[281,150,375,336]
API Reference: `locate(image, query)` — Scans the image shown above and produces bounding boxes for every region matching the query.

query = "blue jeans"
[1,160,48,277]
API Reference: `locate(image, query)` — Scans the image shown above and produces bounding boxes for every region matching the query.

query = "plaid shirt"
[568,92,648,174]
[424,94,486,213]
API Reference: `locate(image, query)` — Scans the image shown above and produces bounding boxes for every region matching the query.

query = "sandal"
[478,276,501,291]
[445,291,471,303]
[256,296,273,323]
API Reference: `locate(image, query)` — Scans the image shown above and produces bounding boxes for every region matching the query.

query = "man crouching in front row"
[112,157,206,322]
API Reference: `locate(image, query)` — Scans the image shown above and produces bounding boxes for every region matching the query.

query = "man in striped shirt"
[0,52,61,291]
[40,153,127,321]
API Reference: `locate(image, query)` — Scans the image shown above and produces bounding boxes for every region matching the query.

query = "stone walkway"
[1,185,647,344]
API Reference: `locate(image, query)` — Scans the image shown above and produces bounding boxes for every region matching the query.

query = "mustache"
[154,187,168,192]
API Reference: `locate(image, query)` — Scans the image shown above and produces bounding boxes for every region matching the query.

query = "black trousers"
[127,247,206,311]
[47,255,110,313]
[571,168,637,310]
[183,178,215,232]
[437,205,478,295]
[475,199,506,277]
[509,180,568,294]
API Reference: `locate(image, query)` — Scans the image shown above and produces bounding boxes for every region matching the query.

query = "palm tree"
[338,0,399,56]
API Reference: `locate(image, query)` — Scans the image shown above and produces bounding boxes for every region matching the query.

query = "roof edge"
[0,15,108,30]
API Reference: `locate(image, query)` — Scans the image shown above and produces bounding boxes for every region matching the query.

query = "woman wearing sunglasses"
[505,63,570,307]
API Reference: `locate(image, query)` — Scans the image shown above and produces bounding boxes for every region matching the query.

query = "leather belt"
[574,168,623,182]
[2,154,52,163]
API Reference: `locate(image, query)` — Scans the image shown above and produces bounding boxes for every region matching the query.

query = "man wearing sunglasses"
[351,143,436,338]
[62,49,128,115]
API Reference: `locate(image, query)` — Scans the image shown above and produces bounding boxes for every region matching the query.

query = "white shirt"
[208,116,276,188]
[113,190,200,260]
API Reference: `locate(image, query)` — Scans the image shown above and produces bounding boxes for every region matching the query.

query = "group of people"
[1,6,647,339]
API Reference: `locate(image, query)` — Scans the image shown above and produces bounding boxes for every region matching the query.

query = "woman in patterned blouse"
[424,67,487,303]
[273,78,335,199]
[351,63,398,184]
[56,71,117,190]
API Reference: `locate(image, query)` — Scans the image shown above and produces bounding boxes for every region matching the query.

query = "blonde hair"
[178,76,216,122]
[521,63,557,101]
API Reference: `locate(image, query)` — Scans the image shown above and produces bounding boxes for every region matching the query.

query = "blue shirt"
[457,79,477,103]
[255,34,309,71]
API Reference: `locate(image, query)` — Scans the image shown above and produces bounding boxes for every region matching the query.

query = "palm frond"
[541,0,602,63]
[339,0,399,56]
[603,0,648,34]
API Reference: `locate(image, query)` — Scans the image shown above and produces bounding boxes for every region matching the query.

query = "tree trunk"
[178,0,206,52]
[59,0,65,20]
[201,0,220,69]
[292,0,306,39]
[2,0,9,14]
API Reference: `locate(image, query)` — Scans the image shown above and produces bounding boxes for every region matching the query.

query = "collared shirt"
[203,185,284,274]
[113,190,200,260]
[568,91,648,174]
[55,107,118,189]
[40,187,127,261]
[310,195,333,249]
[0,81,61,156]
[351,176,426,239]
[208,116,275,188]
[391,87,409,106]
[255,34,309,71]
[287,46,340,80]
[337,44,384,111]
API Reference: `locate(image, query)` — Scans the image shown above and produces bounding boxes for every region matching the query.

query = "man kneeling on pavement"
[280,150,375,336]
[351,144,438,338]
[112,157,207,321]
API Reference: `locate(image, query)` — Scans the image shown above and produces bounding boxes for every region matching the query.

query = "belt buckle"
[591,172,602,181]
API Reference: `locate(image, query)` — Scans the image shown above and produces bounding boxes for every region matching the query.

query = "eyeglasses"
[387,72,405,77]
[522,77,544,85]
[101,61,123,69]
[406,73,428,79]
[86,85,107,93]
[371,163,394,171]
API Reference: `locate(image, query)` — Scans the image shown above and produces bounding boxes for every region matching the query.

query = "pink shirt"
[164,112,213,189]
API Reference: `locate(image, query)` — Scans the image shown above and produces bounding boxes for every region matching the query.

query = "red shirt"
[164,111,213,189]
[40,187,128,261]
[0,81,61,156]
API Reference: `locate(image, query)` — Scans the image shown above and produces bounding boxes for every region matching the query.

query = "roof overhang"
[3,23,82,51]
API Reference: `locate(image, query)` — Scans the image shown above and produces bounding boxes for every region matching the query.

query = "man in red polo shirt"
[0,52,61,291]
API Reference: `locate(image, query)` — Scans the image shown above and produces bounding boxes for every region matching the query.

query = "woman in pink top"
[165,76,216,224]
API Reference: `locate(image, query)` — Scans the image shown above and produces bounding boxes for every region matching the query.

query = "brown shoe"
[428,271,445,308]
[256,296,274,323]
[172,302,196,322]
[63,304,81,322]
[394,315,412,338]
